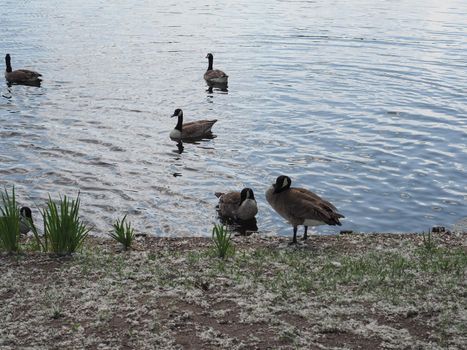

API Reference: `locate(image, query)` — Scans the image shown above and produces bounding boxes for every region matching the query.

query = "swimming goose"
[204,53,228,85]
[4,54,42,85]
[215,188,258,221]
[265,175,344,244]
[170,108,217,141]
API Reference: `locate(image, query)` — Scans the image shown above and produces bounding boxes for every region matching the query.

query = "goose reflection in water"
[217,216,258,236]
[176,141,184,154]
[6,80,41,88]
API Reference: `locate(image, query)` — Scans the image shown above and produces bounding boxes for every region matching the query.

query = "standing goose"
[204,53,228,85]
[266,175,344,244]
[4,54,42,85]
[215,188,258,221]
[170,108,217,141]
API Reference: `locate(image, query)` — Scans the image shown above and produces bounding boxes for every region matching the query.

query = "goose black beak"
[170,114,176,118]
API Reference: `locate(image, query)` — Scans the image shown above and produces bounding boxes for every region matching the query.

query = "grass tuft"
[422,229,437,253]
[36,194,91,255]
[0,187,20,252]
[109,215,135,251]
[212,224,235,259]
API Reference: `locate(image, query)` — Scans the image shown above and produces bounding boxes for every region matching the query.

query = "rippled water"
[1,0,466,236]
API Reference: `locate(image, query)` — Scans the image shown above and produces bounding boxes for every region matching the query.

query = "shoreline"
[1,232,466,349]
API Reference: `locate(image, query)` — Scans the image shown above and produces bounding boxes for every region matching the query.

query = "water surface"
[1,0,466,236]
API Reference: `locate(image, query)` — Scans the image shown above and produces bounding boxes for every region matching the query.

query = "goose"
[265,175,344,244]
[19,206,33,234]
[4,54,42,85]
[204,53,228,85]
[170,108,217,141]
[0,206,33,235]
[215,188,258,221]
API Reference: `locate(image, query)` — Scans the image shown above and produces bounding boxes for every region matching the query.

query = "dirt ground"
[1,232,466,349]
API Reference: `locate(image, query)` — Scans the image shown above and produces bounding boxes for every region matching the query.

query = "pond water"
[1,0,466,236]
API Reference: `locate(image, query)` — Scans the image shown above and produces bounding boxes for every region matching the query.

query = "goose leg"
[289,226,298,245]
[303,226,308,240]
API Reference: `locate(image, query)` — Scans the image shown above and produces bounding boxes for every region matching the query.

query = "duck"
[4,54,42,85]
[215,188,258,221]
[170,108,217,141]
[265,175,344,244]
[204,53,228,85]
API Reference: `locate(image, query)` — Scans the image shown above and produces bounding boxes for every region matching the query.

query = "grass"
[0,187,20,252]
[108,215,135,250]
[211,224,234,259]
[32,194,91,255]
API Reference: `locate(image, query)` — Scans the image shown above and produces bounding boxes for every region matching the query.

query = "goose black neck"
[5,55,12,73]
[175,115,183,131]
[207,56,213,71]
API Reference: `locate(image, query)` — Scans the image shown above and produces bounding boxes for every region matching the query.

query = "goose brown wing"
[204,69,228,80]
[218,191,241,217]
[220,191,240,204]
[182,120,217,138]
[293,188,340,212]
[287,189,344,225]
[16,69,42,79]
[183,119,217,127]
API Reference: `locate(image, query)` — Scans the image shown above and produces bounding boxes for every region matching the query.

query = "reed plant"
[212,224,235,259]
[37,194,91,255]
[109,215,135,251]
[422,229,437,254]
[0,187,20,252]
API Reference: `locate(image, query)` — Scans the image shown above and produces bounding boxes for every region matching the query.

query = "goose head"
[273,175,292,194]
[240,188,255,204]
[170,108,184,134]
[20,206,32,221]
[171,108,183,119]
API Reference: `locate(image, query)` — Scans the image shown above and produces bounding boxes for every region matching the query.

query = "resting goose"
[19,206,33,234]
[215,188,258,221]
[266,175,344,244]
[4,54,42,85]
[204,53,228,85]
[0,206,33,235]
[170,108,217,141]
